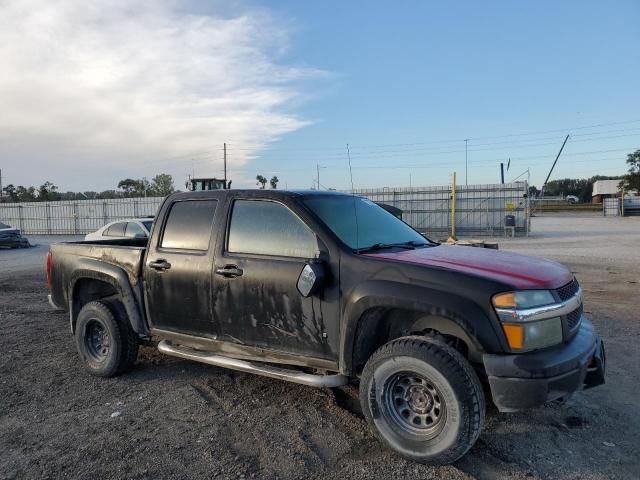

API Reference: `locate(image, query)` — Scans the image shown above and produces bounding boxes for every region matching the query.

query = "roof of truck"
[171,189,355,199]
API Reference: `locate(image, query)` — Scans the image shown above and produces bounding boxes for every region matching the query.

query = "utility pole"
[0,168,3,202]
[500,163,505,184]
[223,142,227,189]
[316,163,320,190]
[542,134,570,188]
[464,139,469,185]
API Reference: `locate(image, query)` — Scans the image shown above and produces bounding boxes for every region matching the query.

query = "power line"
[225,119,640,152]
[221,131,640,162]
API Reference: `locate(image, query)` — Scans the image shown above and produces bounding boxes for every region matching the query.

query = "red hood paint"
[366,244,573,290]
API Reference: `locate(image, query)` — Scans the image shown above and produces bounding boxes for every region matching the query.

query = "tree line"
[0,174,176,203]
[2,149,638,203]
[527,149,640,202]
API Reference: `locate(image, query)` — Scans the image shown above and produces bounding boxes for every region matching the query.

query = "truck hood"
[365,244,573,290]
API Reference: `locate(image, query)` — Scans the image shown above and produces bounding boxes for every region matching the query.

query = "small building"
[189,177,227,191]
[592,179,622,203]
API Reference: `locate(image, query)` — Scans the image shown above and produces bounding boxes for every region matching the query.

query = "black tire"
[359,336,485,464]
[75,300,139,377]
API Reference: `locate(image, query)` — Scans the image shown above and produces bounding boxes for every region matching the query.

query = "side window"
[161,200,217,250]
[227,200,318,258]
[104,222,126,236]
[125,222,147,238]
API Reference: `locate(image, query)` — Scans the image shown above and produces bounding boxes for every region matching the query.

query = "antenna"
[223,142,227,189]
[347,144,355,192]
[347,143,359,249]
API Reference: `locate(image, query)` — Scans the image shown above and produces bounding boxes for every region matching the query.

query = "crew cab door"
[143,199,219,337]
[214,197,333,359]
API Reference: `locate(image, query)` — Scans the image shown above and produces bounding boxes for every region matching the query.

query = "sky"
[1,0,639,192]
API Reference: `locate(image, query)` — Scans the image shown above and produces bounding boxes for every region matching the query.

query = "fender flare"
[68,257,148,336]
[340,279,502,374]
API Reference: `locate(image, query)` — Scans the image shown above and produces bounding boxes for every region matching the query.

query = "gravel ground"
[1,218,639,480]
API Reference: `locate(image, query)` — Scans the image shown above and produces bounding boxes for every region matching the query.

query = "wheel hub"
[85,320,110,361]
[406,385,433,414]
[384,372,446,436]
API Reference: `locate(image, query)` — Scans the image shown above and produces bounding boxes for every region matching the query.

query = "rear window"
[161,200,217,250]
[104,222,126,237]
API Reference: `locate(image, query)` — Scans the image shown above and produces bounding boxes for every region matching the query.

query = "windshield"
[303,195,428,250]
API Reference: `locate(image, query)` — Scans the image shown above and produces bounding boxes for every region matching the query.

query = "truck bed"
[48,239,147,311]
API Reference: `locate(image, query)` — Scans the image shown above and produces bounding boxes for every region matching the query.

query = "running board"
[158,340,348,388]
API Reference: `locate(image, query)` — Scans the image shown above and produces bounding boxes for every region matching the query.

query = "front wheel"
[359,336,485,464]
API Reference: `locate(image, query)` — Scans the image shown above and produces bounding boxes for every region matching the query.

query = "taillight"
[46,250,53,288]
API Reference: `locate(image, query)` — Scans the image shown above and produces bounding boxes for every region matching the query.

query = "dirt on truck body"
[45,189,605,464]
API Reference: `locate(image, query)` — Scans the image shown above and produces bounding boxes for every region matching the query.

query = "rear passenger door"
[144,199,219,337]
[214,198,330,359]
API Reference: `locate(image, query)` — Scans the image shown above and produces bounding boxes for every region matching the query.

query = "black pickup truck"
[47,190,605,464]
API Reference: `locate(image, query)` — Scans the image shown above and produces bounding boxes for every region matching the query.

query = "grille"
[556,278,580,301]
[566,304,583,330]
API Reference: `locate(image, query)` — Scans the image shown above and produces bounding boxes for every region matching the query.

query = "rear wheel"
[359,336,485,464]
[75,301,138,377]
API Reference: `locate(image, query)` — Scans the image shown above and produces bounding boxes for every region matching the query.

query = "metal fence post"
[46,203,52,234]
[450,172,457,240]
[74,202,79,234]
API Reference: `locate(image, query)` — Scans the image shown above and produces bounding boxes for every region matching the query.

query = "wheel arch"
[68,258,147,336]
[341,280,497,375]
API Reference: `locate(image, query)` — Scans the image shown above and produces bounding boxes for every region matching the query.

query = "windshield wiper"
[355,242,419,253]
[403,240,432,247]
[355,240,437,253]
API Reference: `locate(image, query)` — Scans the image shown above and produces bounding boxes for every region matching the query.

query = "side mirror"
[297,262,325,297]
[134,233,147,239]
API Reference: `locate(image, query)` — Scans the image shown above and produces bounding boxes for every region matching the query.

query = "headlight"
[493,290,563,352]
[502,317,563,352]
[493,290,555,309]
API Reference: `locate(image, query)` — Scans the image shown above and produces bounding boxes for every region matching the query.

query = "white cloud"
[0,0,323,190]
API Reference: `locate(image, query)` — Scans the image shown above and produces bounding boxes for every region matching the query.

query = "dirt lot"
[1,217,639,480]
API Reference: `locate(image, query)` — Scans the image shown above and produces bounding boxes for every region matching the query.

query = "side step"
[158,340,348,388]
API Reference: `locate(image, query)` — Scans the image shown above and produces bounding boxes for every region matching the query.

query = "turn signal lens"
[493,292,516,309]
[492,290,555,310]
[502,324,524,350]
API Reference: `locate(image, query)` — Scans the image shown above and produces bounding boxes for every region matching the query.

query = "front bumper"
[483,318,605,412]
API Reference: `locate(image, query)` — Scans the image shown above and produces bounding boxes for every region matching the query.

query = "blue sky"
[1,0,638,192]
[226,0,640,189]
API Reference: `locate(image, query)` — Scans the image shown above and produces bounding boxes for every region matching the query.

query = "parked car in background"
[0,222,30,248]
[84,218,153,241]
[566,195,579,204]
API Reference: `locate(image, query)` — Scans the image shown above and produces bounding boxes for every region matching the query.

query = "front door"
[214,198,330,359]
[144,199,219,337]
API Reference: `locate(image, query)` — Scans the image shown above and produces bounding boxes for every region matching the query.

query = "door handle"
[215,265,243,278]
[149,259,172,271]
